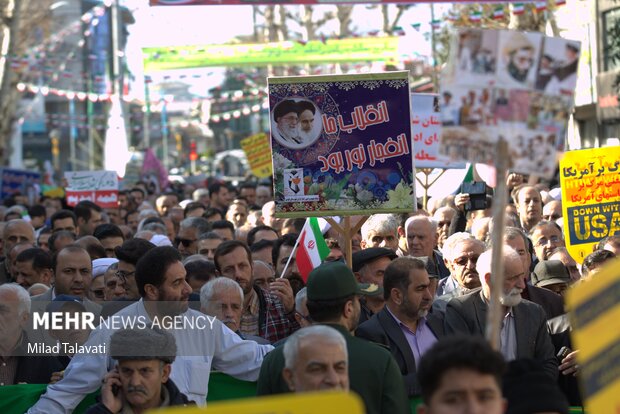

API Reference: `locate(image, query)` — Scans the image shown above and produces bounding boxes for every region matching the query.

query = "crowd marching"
[0,173,617,414]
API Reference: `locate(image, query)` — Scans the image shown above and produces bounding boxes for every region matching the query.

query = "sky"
[122,0,448,98]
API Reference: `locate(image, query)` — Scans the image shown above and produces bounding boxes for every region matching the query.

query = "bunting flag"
[493,6,505,20]
[431,20,442,29]
[470,11,482,22]
[296,218,330,283]
[513,3,525,15]
[555,0,566,5]
[393,26,406,36]
[411,23,421,31]
[535,1,547,12]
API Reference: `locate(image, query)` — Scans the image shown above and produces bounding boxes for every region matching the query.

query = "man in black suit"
[356,257,444,397]
[445,246,558,380]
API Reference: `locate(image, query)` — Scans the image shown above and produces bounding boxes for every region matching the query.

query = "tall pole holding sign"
[485,138,509,350]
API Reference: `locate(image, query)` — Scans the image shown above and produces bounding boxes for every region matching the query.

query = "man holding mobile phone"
[86,328,193,414]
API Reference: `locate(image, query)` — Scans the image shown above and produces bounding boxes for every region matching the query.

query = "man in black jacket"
[356,257,444,397]
[85,328,192,414]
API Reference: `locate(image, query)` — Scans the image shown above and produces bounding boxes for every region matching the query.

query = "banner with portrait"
[268,72,415,218]
[560,147,620,263]
[439,28,580,178]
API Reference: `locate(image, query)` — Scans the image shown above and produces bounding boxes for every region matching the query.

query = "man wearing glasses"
[435,233,485,312]
[113,238,156,300]
[529,220,565,263]
[175,217,210,259]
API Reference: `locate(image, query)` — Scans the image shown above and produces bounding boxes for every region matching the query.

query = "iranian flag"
[493,6,505,20]
[513,3,525,15]
[296,218,330,282]
[470,11,482,22]
[535,1,547,12]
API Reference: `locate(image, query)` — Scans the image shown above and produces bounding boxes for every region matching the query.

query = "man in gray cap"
[531,260,571,298]
[257,261,409,414]
[86,328,192,413]
[352,247,395,324]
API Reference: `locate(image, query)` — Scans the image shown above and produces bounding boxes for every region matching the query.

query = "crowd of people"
[0,172,618,414]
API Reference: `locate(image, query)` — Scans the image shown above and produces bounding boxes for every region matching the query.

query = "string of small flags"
[407,1,565,30]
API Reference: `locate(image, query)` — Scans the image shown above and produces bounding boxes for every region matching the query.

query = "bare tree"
[380,4,410,35]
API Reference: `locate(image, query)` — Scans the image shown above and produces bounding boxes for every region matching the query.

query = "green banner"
[142,37,400,71]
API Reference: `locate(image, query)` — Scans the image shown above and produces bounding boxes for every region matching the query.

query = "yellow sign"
[559,147,620,263]
[157,391,364,414]
[240,133,273,179]
[565,257,620,413]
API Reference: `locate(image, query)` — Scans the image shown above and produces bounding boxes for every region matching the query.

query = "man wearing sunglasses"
[175,217,211,260]
[435,233,485,312]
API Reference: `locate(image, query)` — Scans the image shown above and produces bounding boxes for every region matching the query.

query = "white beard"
[299,129,315,143]
[499,287,523,307]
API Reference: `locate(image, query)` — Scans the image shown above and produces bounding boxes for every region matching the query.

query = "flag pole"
[278,218,307,279]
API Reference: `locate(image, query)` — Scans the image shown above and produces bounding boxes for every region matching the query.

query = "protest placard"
[65,170,119,208]
[412,93,466,169]
[269,72,415,218]
[240,133,273,178]
[0,168,40,204]
[439,28,580,178]
[559,147,620,263]
[565,257,620,413]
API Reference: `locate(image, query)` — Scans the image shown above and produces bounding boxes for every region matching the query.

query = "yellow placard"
[565,257,620,413]
[240,133,273,179]
[155,391,364,414]
[559,147,620,263]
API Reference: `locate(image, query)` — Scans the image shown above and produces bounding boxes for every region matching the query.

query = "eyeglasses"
[453,256,479,266]
[175,237,196,248]
[535,235,561,247]
[115,270,136,282]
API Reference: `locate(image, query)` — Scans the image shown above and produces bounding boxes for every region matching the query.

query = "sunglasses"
[175,237,196,248]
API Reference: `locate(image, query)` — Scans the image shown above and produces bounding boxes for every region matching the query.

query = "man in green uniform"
[257,261,409,414]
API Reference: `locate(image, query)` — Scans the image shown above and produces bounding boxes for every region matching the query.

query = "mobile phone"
[557,346,571,361]
[111,384,120,397]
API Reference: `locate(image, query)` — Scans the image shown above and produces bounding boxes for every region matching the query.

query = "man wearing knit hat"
[86,328,192,414]
[257,261,409,414]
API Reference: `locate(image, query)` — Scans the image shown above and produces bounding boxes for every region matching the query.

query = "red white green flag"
[470,11,482,22]
[535,1,547,12]
[493,6,505,20]
[513,3,525,15]
[296,217,330,282]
